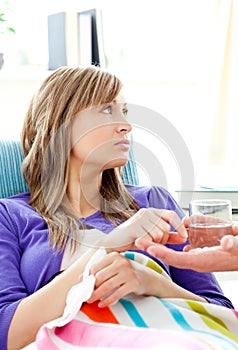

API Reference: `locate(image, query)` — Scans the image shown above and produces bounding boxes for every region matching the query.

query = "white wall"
[0,70,45,139]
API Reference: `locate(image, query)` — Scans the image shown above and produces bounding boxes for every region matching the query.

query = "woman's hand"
[86,252,207,306]
[86,252,156,307]
[101,208,188,253]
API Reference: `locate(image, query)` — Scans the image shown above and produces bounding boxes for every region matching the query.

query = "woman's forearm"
[7,228,136,349]
[155,278,207,303]
[147,269,207,303]
[7,246,100,350]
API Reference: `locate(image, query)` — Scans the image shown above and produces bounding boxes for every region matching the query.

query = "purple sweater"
[0,185,233,349]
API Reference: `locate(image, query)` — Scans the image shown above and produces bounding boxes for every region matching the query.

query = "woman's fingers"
[88,252,136,305]
[165,232,188,244]
[89,278,136,307]
[135,208,187,242]
[89,252,120,278]
[87,276,121,305]
[135,237,155,251]
[153,209,188,239]
[103,208,187,252]
[140,216,170,244]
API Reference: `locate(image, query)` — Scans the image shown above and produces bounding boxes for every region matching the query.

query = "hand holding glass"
[188,199,232,248]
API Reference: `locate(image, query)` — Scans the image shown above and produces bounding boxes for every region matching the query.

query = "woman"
[0,66,233,350]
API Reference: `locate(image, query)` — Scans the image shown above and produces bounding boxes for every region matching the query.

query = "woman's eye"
[103,106,112,114]
[123,109,128,117]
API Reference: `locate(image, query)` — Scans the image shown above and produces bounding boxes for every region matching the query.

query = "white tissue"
[46,248,107,329]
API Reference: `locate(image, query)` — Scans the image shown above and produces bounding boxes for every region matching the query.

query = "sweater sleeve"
[0,202,29,350]
[146,186,234,309]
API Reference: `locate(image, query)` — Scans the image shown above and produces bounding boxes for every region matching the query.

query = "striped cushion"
[122,137,139,185]
[0,140,29,198]
[0,139,139,198]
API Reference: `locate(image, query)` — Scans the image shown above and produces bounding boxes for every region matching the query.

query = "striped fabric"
[25,251,238,350]
[30,321,222,350]
[0,138,139,199]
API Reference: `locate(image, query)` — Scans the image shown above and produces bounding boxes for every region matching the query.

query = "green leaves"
[0,3,16,35]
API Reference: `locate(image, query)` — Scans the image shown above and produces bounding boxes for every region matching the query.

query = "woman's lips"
[114,139,130,150]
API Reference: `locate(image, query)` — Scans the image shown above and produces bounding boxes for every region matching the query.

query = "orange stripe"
[81,302,119,324]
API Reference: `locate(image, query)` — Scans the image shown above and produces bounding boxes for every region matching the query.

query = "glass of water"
[188,199,232,248]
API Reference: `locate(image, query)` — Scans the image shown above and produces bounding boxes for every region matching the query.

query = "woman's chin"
[104,158,129,170]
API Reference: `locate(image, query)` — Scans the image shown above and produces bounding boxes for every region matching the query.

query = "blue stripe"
[119,299,148,328]
[124,252,135,260]
[160,299,193,331]
[160,299,238,349]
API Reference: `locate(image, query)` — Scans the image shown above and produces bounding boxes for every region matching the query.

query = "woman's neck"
[66,167,102,218]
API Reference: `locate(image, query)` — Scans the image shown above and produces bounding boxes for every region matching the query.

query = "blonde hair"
[21,66,139,251]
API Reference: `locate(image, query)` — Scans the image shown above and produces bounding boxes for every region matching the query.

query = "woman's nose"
[117,119,132,134]
[116,110,132,134]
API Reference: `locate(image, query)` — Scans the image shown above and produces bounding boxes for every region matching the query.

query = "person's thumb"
[220,235,236,251]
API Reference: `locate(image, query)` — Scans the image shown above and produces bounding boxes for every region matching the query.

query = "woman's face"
[70,92,132,172]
